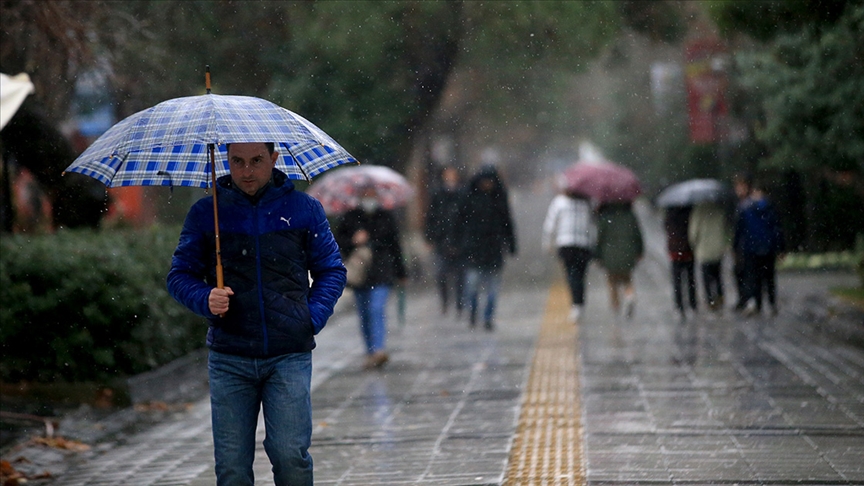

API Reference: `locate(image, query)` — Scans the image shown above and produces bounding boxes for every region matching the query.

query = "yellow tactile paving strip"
[504,282,585,485]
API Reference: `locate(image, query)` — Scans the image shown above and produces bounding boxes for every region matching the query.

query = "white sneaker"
[568,305,582,323]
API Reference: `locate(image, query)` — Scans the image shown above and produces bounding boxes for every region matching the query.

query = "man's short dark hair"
[226,142,275,154]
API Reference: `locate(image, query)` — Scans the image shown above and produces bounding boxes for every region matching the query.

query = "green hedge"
[777,234,864,287]
[0,226,205,383]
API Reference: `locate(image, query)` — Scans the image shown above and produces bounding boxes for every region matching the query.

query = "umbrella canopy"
[63,85,357,291]
[656,178,733,208]
[1,72,35,130]
[563,159,641,204]
[306,165,414,215]
[64,94,358,188]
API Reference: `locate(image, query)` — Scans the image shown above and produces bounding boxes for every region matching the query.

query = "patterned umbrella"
[64,72,357,288]
[306,165,414,215]
[64,94,357,188]
[656,178,732,207]
[563,159,642,204]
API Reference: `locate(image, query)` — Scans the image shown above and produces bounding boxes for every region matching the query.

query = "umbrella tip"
[205,65,211,94]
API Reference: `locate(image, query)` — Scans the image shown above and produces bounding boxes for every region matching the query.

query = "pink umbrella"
[306,164,414,215]
[563,159,641,204]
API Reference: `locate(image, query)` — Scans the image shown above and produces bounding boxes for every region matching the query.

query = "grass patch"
[831,286,864,310]
[778,251,859,271]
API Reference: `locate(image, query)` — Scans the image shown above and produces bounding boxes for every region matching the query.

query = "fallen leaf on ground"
[29,436,90,452]
[0,459,25,485]
[134,401,194,412]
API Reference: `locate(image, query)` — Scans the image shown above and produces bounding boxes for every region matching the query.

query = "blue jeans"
[354,285,390,354]
[208,350,313,486]
[463,267,502,324]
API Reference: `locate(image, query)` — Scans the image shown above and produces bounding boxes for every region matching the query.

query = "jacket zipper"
[253,204,269,354]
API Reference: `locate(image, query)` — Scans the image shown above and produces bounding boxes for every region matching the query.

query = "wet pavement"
[2,199,863,485]
[580,262,864,484]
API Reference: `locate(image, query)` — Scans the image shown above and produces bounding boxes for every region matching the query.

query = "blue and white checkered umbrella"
[64,94,358,188]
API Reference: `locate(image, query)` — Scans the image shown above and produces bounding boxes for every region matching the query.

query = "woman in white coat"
[542,190,597,322]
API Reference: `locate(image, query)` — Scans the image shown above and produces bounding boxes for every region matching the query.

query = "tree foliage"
[105,1,623,170]
[708,0,849,42]
[1,1,646,228]
[732,2,864,173]
[0,0,114,120]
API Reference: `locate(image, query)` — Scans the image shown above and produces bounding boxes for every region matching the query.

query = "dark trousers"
[671,260,697,312]
[734,252,748,309]
[700,261,724,308]
[434,252,464,314]
[745,253,777,311]
[558,246,592,306]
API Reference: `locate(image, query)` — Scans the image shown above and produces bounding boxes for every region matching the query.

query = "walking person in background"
[664,205,697,320]
[456,165,517,331]
[689,201,732,313]
[335,185,407,369]
[542,187,597,323]
[167,142,346,485]
[424,165,465,316]
[732,173,752,312]
[734,179,785,316]
[595,201,644,319]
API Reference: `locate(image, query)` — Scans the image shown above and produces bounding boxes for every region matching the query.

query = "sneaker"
[742,300,758,317]
[364,351,389,370]
[568,305,582,323]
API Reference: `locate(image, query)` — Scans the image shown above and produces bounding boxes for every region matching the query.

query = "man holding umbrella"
[167,142,346,485]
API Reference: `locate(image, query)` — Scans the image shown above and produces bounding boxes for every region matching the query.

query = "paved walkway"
[3,200,863,485]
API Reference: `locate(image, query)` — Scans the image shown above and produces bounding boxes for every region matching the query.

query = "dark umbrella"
[656,178,733,208]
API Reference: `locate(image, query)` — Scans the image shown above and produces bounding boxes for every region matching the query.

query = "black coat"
[455,166,517,270]
[424,186,465,263]
[335,207,407,288]
[664,206,694,261]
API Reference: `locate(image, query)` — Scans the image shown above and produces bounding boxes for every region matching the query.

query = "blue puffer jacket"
[167,169,346,358]
[734,197,785,257]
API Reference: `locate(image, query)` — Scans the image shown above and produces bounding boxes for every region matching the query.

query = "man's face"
[734,180,750,200]
[228,143,278,196]
[442,167,460,189]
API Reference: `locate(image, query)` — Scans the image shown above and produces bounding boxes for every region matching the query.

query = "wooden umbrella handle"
[210,143,224,290]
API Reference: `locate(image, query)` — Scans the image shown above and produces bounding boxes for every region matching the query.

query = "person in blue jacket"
[734,179,785,316]
[167,142,346,486]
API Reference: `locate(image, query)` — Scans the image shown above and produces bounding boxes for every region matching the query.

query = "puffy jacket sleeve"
[305,198,347,334]
[541,195,561,252]
[166,200,216,318]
